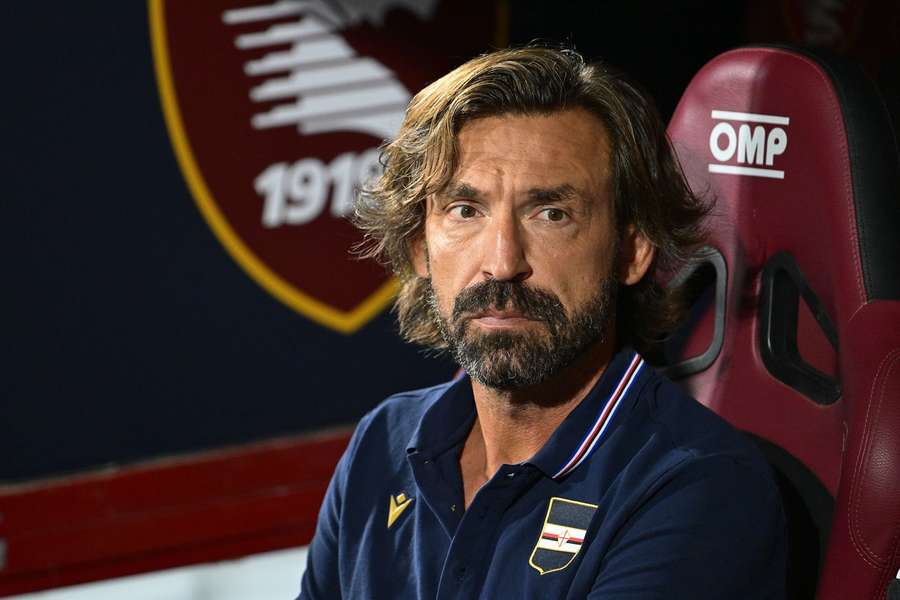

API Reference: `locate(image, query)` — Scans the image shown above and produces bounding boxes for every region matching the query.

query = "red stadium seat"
[663,46,900,599]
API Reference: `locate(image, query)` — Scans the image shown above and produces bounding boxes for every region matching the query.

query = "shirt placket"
[436,464,539,600]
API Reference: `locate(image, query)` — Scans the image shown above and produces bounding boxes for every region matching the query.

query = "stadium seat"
[662,45,900,599]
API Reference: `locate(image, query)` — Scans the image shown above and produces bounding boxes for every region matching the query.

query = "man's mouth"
[468,308,536,328]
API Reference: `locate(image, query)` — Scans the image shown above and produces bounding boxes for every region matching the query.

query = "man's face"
[417,109,621,390]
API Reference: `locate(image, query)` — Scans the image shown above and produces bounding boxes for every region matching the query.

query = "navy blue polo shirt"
[299,347,786,599]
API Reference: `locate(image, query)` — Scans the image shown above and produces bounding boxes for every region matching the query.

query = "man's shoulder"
[631,367,774,478]
[605,367,784,535]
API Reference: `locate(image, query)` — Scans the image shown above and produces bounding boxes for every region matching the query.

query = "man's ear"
[409,233,428,278]
[619,224,655,286]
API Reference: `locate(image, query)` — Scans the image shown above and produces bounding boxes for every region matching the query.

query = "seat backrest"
[664,45,900,599]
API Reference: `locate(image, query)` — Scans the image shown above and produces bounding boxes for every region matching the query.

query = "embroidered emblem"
[529,497,598,575]
[387,492,413,529]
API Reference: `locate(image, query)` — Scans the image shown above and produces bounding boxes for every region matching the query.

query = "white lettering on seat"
[707,110,790,179]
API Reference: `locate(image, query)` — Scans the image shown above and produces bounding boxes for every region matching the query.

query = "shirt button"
[454,566,467,582]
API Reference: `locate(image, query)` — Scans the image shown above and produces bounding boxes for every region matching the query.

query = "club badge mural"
[150,0,502,333]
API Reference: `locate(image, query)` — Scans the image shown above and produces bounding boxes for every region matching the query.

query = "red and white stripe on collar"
[552,353,645,480]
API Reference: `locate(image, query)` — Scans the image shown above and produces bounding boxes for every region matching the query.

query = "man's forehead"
[446,109,612,193]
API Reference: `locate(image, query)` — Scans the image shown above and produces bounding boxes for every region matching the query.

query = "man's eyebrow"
[439,182,583,203]
[442,182,482,199]
[527,184,580,203]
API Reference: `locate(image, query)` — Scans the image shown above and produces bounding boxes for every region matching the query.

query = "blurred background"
[2,0,897,598]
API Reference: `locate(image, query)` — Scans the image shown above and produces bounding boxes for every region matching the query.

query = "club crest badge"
[148,0,502,333]
[529,497,598,575]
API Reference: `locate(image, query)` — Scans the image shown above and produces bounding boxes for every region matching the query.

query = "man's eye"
[450,205,479,219]
[540,208,568,222]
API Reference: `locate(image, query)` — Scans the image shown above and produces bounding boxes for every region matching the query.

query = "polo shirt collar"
[528,346,645,479]
[407,375,476,460]
[407,346,646,479]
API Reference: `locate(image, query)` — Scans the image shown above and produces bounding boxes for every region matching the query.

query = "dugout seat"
[661,46,900,599]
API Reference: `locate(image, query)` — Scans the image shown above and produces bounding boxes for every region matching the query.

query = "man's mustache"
[451,279,568,333]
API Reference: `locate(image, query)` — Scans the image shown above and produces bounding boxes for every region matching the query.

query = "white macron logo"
[707,110,789,179]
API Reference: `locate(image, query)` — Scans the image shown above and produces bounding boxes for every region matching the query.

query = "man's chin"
[453,332,556,390]
[466,358,544,391]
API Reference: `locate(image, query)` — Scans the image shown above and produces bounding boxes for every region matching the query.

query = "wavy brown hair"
[354,46,708,357]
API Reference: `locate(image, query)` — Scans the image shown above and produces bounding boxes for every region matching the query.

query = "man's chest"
[338,464,616,600]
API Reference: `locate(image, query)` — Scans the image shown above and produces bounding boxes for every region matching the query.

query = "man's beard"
[426,276,617,391]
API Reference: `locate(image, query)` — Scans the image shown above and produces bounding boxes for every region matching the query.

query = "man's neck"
[459,338,616,507]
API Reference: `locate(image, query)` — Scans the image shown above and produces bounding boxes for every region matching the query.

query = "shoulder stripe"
[552,354,644,480]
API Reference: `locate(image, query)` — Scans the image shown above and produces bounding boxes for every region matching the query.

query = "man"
[299,47,786,599]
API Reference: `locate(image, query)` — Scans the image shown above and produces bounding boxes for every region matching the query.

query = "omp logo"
[707,110,789,179]
[224,1,437,228]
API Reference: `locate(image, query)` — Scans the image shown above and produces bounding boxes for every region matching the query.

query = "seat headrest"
[668,46,900,327]
[663,45,900,495]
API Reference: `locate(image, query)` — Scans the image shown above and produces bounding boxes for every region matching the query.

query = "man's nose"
[481,212,533,282]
